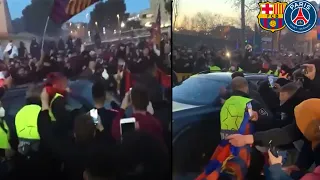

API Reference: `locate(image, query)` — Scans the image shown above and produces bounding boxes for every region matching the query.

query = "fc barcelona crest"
[257,2,288,33]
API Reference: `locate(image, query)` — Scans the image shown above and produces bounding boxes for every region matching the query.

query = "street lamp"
[116,14,120,39]
[121,22,125,28]
[117,14,120,29]
[103,27,106,34]
[95,21,98,26]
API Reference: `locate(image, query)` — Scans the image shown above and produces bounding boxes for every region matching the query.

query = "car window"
[2,80,128,118]
[173,77,229,105]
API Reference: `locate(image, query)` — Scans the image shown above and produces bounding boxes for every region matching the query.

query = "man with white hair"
[4,40,18,59]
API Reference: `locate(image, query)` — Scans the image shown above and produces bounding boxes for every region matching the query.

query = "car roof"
[194,72,273,82]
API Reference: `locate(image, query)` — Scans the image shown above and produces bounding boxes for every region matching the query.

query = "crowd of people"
[0,33,171,180]
[4,27,320,180]
[220,67,320,180]
[172,45,311,80]
[172,44,320,180]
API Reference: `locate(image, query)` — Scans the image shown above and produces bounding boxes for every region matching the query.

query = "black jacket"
[97,107,119,144]
[231,91,275,132]
[258,80,280,116]
[302,60,320,98]
[253,72,320,147]
[37,110,113,180]
[51,95,74,137]
[279,87,312,125]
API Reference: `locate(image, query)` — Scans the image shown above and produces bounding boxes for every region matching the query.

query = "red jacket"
[111,109,164,143]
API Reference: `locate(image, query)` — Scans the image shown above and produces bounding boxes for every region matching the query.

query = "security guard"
[219,77,275,178]
[0,117,10,152]
[220,77,274,133]
[15,85,42,156]
[197,77,274,179]
[0,100,9,151]
[49,92,64,121]
[15,104,41,155]
[229,66,243,72]
[209,65,221,72]
[221,77,255,139]
[46,72,68,122]
[0,116,11,179]
[273,68,280,76]
[258,69,273,74]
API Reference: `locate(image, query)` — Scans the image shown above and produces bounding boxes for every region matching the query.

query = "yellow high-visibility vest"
[49,93,63,121]
[229,67,243,72]
[209,66,221,71]
[258,70,273,74]
[15,104,41,140]
[220,96,252,131]
[0,119,10,149]
[274,69,279,76]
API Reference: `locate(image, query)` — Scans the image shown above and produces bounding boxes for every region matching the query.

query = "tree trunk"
[240,0,245,52]
[278,31,281,51]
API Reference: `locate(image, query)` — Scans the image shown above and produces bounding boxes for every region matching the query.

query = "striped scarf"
[196,113,254,180]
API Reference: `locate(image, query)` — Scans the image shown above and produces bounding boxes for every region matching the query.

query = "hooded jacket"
[294,98,320,149]
[266,99,320,180]
[279,87,312,125]
[253,68,320,148]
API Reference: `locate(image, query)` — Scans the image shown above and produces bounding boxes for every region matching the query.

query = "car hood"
[172,101,202,112]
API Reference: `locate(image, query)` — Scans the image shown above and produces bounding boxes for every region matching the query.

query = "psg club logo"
[283,0,318,34]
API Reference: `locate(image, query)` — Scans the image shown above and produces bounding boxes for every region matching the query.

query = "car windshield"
[173,77,229,105]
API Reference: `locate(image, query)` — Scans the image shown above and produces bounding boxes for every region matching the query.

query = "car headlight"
[226,52,231,58]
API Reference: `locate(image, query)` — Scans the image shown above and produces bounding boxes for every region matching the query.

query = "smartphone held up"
[89,109,99,124]
[120,117,137,136]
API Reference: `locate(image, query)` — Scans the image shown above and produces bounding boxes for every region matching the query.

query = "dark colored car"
[172,72,276,176]
[1,80,130,130]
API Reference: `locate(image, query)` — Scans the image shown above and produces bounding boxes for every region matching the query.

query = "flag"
[156,68,171,88]
[50,0,99,24]
[151,4,161,48]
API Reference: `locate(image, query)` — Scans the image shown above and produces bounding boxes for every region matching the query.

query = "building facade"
[129,0,171,28]
[0,0,13,36]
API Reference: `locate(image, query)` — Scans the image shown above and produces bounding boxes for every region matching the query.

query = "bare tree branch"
[173,0,179,28]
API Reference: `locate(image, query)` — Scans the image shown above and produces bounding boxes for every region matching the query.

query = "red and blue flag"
[50,0,99,24]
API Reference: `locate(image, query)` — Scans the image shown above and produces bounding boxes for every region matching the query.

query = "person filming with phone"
[262,99,320,180]
[36,88,110,179]
[225,62,320,149]
[90,80,124,145]
[111,85,165,146]
[298,62,320,98]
